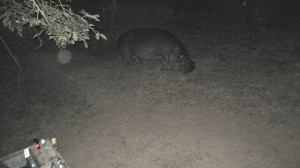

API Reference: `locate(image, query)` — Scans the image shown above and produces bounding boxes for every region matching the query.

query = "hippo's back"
[118,28,187,60]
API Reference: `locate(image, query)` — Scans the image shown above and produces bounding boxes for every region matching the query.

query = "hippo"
[118,28,195,73]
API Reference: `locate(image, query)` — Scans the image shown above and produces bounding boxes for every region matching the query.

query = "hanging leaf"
[99,33,107,41]
[72,33,78,41]
[83,40,88,48]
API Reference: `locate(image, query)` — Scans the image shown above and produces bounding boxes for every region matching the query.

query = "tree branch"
[0,35,23,71]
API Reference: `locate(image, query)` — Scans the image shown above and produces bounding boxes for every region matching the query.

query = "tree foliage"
[0,0,106,49]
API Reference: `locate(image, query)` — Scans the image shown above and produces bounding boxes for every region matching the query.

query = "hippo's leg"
[121,53,143,65]
[131,54,143,64]
[160,57,173,71]
[160,53,180,71]
[121,53,130,65]
[120,44,133,65]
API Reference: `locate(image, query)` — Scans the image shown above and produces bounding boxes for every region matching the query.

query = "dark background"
[72,0,300,30]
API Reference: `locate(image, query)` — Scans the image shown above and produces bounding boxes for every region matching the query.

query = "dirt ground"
[1,26,300,168]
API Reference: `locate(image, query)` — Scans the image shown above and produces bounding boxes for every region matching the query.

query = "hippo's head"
[170,46,195,73]
[165,53,195,73]
[178,54,196,73]
[162,45,195,73]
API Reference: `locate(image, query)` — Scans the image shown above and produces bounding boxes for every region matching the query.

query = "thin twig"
[57,0,67,15]
[0,35,23,71]
[0,34,23,91]
[32,27,43,49]
[32,0,51,25]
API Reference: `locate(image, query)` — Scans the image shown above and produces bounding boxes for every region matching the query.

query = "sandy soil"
[1,27,300,168]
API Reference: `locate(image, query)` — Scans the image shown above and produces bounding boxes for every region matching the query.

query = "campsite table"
[0,139,69,168]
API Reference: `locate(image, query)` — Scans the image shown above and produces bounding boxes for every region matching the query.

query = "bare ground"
[1,27,300,168]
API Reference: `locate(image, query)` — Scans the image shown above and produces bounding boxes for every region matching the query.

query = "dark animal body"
[118,28,195,73]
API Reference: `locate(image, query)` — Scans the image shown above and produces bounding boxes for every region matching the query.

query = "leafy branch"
[0,0,107,49]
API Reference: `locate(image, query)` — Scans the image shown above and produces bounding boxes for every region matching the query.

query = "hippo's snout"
[179,57,195,73]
